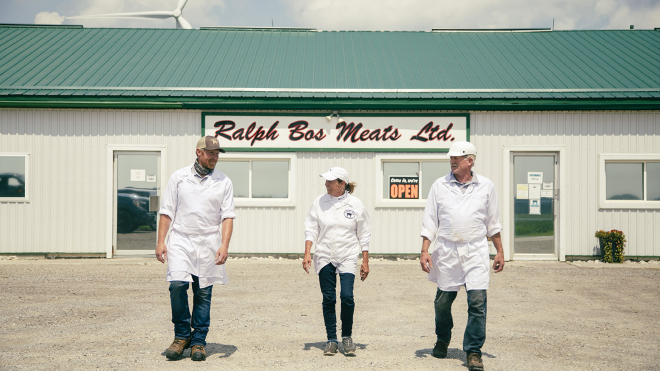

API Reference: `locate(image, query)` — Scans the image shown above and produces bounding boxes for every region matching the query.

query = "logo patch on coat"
[344,210,356,219]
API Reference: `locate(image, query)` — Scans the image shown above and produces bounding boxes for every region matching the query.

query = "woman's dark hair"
[337,179,357,194]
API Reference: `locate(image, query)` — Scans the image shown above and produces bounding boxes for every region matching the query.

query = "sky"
[1,0,660,31]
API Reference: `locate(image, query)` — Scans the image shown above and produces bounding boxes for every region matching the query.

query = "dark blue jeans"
[319,263,355,341]
[434,288,487,355]
[169,275,213,347]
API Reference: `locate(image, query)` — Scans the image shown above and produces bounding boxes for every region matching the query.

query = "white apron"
[167,176,228,288]
[427,183,491,291]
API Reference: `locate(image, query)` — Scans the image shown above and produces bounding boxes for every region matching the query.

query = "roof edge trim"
[0,23,83,29]
[200,26,317,31]
[3,86,660,93]
[432,28,551,32]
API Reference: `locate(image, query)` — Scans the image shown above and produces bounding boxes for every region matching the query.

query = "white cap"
[447,141,477,157]
[320,167,349,183]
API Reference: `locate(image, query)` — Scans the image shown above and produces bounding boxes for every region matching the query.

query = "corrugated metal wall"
[472,111,660,258]
[1,109,659,257]
[0,109,200,254]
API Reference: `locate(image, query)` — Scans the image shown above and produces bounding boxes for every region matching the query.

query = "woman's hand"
[302,253,312,274]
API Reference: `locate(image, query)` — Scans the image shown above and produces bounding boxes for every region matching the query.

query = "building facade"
[1,25,659,260]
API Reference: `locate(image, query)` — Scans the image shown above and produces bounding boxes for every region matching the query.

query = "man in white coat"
[155,136,236,362]
[419,141,504,371]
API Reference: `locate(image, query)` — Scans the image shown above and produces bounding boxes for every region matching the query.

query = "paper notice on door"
[517,184,529,199]
[543,181,553,190]
[146,175,156,183]
[529,184,541,199]
[529,199,541,215]
[541,190,553,198]
[528,172,543,184]
[131,169,146,182]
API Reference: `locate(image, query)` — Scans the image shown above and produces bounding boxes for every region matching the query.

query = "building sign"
[389,176,419,199]
[203,115,468,151]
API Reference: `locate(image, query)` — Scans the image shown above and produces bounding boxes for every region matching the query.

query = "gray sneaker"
[342,337,357,356]
[323,341,338,356]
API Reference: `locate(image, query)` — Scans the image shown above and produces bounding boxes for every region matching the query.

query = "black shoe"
[432,340,448,358]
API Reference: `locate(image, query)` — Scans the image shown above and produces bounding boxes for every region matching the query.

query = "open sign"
[389,176,419,199]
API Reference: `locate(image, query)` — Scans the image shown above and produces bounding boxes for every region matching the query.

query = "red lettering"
[411,184,418,198]
[398,184,406,198]
[405,184,411,198]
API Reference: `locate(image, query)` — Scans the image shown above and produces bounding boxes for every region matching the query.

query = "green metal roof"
[0,25,659,110]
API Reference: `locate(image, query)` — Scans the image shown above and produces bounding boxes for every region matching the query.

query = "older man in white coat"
[155,136,236,362]
[419,141,505,371]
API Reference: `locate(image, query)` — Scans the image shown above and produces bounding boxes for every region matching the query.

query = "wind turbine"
[66,0,193,29]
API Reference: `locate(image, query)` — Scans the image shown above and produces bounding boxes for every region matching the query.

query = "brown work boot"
[191,345,207,361]
[165,338,191,359]
[466,352,484,371]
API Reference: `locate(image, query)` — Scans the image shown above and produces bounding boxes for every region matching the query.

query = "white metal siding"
[0,109,200,254]
[472,111,660,258]
[1,109,659,258]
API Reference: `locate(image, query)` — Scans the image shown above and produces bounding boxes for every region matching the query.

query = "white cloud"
[284,0,660,30]
[35,11,64,25]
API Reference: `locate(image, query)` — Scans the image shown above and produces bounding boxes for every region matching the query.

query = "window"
[217,153,295,207]
[0,153,29,201]
[599,154,660,209]
[375,154,450,207]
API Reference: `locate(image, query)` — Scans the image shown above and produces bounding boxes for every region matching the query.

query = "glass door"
[113,152,160,255]
[512,153,558,256]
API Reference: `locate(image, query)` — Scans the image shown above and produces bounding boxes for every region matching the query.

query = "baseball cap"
[196,136,225,152]
[320,167,349,183]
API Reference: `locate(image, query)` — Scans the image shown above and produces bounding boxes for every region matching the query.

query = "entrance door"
[512,153,558,257]
[113,152,161,255]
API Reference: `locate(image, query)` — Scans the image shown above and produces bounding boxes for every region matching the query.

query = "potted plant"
[595,230,626,263]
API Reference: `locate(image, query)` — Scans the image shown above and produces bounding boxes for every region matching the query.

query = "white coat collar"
[189,163,226,181]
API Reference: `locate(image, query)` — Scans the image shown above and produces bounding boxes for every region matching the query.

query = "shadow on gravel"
[303,342,368,352]
[206,343,238,358]
[415,347,465,360]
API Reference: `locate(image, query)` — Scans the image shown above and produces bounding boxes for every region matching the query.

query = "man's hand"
[360,261,369,281]
[420,237,433,273]
[420,251,433,273]
[492,252,505,273]
[302,253,312,274]
[156,242,167,263]
[215,246,229,265]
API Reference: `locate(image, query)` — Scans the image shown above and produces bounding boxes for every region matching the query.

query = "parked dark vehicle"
[0,173,25,198]
[117,189,157,233]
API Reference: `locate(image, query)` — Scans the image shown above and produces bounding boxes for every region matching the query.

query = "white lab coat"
[305,192,371,275]
[159,164,236,289]
[421,172,501,291]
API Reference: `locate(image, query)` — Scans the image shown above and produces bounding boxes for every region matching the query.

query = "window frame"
[216,152,296,207]
[374,153,450,208]
[0,153,29,202]
[599,154,660,209]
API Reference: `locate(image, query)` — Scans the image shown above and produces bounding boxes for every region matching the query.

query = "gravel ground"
[0,256,659,371]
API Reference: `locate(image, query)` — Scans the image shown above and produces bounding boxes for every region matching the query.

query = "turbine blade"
[67,11,174,20]
[176,0,189,11]
[177,16,192,29]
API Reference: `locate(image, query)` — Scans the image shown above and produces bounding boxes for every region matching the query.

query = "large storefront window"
[217,154,295,206]
[599,154,660,209]
[0,154,28,201]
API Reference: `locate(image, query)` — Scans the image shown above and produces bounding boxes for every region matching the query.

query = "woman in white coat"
[302,167,372,356]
